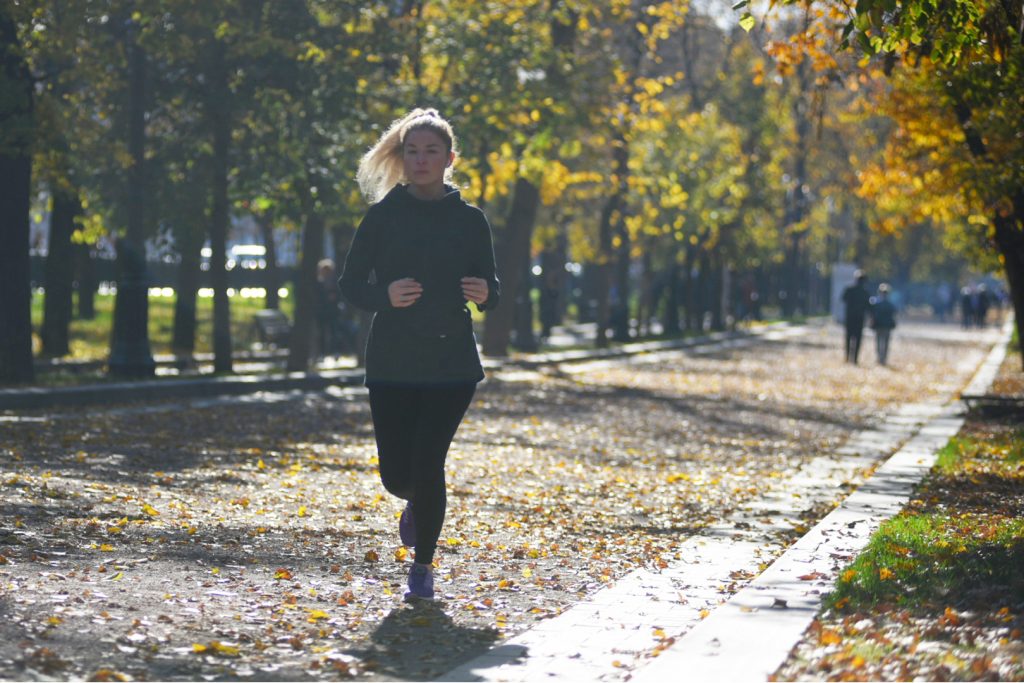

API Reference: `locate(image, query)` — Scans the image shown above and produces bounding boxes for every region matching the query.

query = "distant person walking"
[870,283,897,366]
[315,259,340,359]
[842,270,871,364]
[974,284,991,327]
[960,286,974,328]
[338,108,500,601]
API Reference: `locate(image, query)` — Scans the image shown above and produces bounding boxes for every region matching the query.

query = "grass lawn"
[31,291,295,361]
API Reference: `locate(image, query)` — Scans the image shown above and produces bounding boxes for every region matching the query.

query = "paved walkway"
[438,319,1012,682]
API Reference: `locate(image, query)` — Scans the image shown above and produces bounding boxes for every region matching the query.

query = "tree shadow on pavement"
[343,600,499,681]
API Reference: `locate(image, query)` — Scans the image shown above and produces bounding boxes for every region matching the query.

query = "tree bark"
[663,249,680,335]
[256,213,280,310]
[0,6,35,384]
[75,242,96,320]
[208,38,232,374]
[991,207,1024,370]
[482,177,540,357]
[171,221,203,359]
[42,188,80,357]
[287,176,324,372]
[513,258,538,351]
[595,135,629,348]
[108,31,155,378]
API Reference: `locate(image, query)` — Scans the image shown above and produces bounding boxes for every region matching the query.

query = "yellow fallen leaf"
[522,567,533,578]
[879,567,894,581]
[257,458,266,470]
[841,569,857,582]
[820,629,842,645]
[204,641,240,657]
[306,609,329,622]
[141,503,159,517]
[297,505,309,518]
[99,544,115,552]
[274,568,294,580]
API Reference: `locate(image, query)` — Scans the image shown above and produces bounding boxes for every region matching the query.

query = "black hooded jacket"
[338,184,500,385]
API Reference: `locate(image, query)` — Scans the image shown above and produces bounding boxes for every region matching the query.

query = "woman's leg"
[877,329,891,365]
[408,383,476,566]
[368,385,418,500]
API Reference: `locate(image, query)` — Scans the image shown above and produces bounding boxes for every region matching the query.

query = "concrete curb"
[630,317,1012,682]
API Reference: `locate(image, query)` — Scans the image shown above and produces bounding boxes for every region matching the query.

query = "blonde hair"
[356,108,458,203]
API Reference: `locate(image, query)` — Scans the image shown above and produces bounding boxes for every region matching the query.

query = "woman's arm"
[338,207,392,312]
[469,209,500,312]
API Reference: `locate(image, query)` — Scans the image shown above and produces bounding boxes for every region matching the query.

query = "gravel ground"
[0,321,1001,681]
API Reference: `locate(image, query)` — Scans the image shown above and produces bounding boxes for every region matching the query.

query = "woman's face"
[403,128,453,196]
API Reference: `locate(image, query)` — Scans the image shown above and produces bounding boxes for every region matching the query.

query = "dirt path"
[0,321,1000,681]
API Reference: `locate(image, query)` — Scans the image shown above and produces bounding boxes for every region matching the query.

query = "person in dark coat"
[842,270,871,364]
[870,283,897,366]
[338,108,500,601]
[315,258,340,359]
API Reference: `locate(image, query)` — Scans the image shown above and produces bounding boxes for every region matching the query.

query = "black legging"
[368,383,476,565]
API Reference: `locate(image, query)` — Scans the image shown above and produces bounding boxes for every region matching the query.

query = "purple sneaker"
[405,563,434,601]
[399,501,416,547]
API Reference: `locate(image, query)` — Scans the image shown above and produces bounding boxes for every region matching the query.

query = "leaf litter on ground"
[0,323,1005,680]
[775,350,1024,682]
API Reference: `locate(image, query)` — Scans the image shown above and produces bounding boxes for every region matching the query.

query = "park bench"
[253,308,291,349]
[960,393,1024,417]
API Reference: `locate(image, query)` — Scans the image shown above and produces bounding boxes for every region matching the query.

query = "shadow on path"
[344,600,499,681]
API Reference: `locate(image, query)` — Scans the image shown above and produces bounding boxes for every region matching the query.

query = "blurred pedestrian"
[871,283,897,366]
[974,284,991,327]
[338,108,500,601]
[841,270,870,364]
[960,286,974,328]
[315,258,339,359]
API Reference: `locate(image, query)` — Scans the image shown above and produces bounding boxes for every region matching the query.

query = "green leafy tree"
[748,0,1024,365]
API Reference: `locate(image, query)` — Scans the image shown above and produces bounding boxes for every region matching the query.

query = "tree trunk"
[711,254,726,331]
[42,188,80,357]
[611,228,632,342]
[171,222,203,358]
[595,135,629,348]
[108,33,155,378]
[683,244,698,331]
[287,178,324,372]
[663,250,680,335]
[482,177,540,357]
[513,258,538,351]
[992,211,1024,371]
[256,213,280,310]
[0,6,35,384]
[208,39,232,374]
[75,242,96,320]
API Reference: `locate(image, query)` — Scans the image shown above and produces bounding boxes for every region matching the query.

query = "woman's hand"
[461,276,489,305]
[388,278,423,308]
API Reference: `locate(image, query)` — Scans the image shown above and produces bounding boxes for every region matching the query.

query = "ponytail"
[356,108,458,203]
